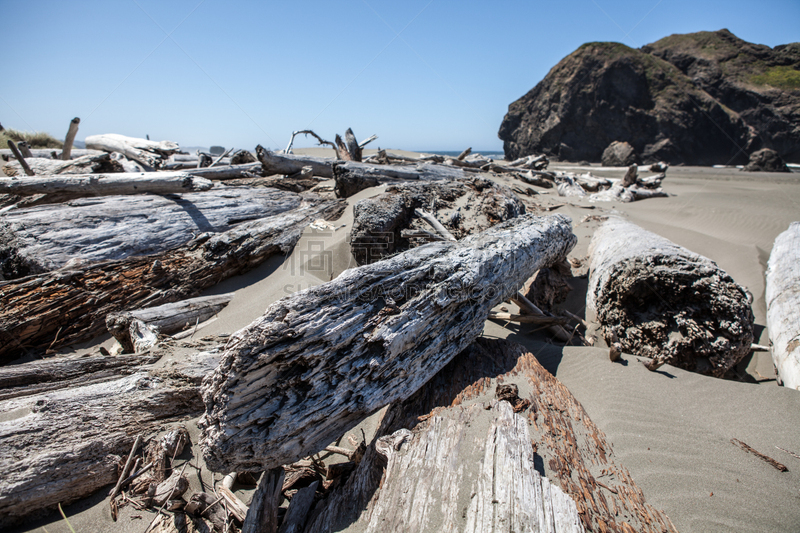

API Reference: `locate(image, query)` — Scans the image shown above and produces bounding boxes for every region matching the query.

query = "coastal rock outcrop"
[499,29,800,165]
[601,141,639,166]
[743,148,790,172]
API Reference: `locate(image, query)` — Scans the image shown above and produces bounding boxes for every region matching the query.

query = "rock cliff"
[499,30,800,165]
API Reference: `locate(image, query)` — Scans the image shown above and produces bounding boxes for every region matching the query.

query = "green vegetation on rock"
[751,66,800,90]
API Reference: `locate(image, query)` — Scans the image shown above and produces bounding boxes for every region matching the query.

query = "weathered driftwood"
[61,117,80,160]
[0,171,211,201]
[85,133,180,169]
[305,338,677,533]
[3,152,125,177]
[183,161,262,180]
[242,468,285,533]
[361,401,584,532]
[0,344,221,527]
[200,213,576,472]
[0,186,302,278]
[278,481,319,533]
[107,293,234,353]
[516,169,555,188]
[16,142,33,158]
[333,160,467,197]
[765,221,800,389]
[589,182,668,202]
[349,178,525,265]
[0,197,345,361]
[334,128,362,162]
[588,217,754,376]
[555,174,587,197]
[0,352,160,401]
[5,139,34,176]
[0,148,104,160]
[257,145,334,178]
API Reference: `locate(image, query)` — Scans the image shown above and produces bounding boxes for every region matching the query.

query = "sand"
[12,159,800,532]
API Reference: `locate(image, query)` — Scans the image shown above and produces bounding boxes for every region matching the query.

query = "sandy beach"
[10,154,800,533]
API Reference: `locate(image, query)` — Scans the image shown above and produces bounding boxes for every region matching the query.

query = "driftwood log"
[0,148,104,160]
[305,338,677,533]
[349,177,524,265]
[0,351,161,401]
[61,117,80,160]
[200,213,576,472]
[0,342,222,528]
[333,160,467,198]
[0,171,212,200]
[588,217,754,376]
[106,293,234,353]
[765,221,800,389]
[185,161,262,180]
[361,401,584,532]
[2,152,123,177]
[85,134,180,169]
[257,145,334,178]
[0,197,345,362]
[0,186,302,278]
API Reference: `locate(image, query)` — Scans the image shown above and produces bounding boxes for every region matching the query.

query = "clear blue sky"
[2,0,798,152]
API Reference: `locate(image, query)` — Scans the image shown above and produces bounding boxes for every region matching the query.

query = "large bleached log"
[766,221,800,389]
[0,197,345,362]
[0,171,212,198]
[257,145,334,178]
[85,133,180,169]
[362,401,584,533]
[588,217,754,376]
[333,160,467,197]
[0,187,302,278]
[306,338,677,533]
[350,177,525,265]
[0,343,221,528]
[2,152,123,177]
[106,293,234,353]
[199,213,577,472]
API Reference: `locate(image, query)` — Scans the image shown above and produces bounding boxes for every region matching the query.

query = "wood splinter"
[731,438,788,472]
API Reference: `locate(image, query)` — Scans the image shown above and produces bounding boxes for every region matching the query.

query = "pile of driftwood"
[507,162,669,202]
[2,121,788,532]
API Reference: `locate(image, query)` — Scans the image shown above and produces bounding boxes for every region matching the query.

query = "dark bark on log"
[0,197,346,362]
[588,217,754,376]
[199,213,576,472]
[106,293,234,353]
[16,142,33,158]
[349,178,525,265]
[305,338,677,533]
[278,481,318,533]
[333,160,467,198]
[62,117,80,160]
[0,171,212,198]
[0,342,221,528]
[0,187,303,277]
[257,145,334,178]
[766,221,800,389]
[242,468,285,533]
